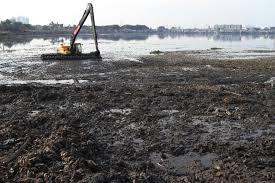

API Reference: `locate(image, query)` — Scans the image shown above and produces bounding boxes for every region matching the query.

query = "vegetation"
[150,50,164,54]
[121,25,150,31]
[210,47,223,50]
[0,19,34,32]
[96,24,151,33]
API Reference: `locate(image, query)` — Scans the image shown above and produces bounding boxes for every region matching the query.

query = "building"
[246,27,261,33]
[49,22,64,29]
[10,16,29,24]
[270,27,275,33]
[214,25,242,33]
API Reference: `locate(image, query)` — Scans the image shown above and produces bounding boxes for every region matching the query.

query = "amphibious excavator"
[41,3,101,60]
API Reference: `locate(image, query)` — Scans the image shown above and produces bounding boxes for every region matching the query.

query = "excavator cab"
[72,43,82,54]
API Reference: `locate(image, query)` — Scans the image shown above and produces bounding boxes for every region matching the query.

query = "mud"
[0,52,275,182]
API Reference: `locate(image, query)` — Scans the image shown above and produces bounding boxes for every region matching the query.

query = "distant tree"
[121,25,150,31]
[0,19,34,32]
[157,26,167,32]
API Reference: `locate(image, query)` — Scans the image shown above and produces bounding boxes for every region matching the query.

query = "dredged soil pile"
[0,52,274,182]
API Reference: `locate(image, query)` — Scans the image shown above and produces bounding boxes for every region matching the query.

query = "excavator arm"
[70,3,99,55]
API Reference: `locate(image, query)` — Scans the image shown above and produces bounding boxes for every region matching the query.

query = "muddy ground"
[0,52,275,182]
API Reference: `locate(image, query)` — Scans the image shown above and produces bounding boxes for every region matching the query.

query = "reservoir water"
[1,33,275,61]
[0,33,275,84]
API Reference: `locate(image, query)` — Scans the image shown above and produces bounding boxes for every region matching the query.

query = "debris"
[150,50,164,55]
[0,52,274,182]
[2,137,30,164]
[210,47,223,50]
[223,91,242,97]
[265,77,275,88]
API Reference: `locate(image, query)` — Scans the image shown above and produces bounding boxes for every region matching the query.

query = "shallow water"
[0,33,275,85]
[1,34,275,61]
[150,152,217,174]
[0,79,88,85]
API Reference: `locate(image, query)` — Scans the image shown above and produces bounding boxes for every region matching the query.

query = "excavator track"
[41,52,101,61]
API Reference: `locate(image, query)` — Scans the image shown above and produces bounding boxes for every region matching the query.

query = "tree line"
[0,19,34,32]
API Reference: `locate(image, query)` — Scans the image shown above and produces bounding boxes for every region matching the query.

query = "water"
[0,33,275,85]
[0,79,88,85]
[1,34,275,61]
[150,152,217,174]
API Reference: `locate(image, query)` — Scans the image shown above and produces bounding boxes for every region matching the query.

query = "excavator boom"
[70,3,99,53]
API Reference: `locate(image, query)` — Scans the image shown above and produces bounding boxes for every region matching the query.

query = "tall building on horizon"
[214,24,242,33]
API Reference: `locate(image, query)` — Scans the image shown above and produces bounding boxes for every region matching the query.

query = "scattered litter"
[101,108,132,115]
[29,110,40,117]
[265,77,275,88]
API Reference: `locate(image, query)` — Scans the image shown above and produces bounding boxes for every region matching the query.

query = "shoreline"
[1,30,275,40]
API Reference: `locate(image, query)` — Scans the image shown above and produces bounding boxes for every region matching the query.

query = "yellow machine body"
[57,43,83,55]
[57,44,71,55]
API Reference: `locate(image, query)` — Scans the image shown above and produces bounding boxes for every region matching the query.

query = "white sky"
[0,0,274,28]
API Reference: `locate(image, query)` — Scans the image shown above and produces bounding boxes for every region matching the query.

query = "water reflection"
[49,37,65,44]
[0,35,33,48]
[100,33,151,41]
[1,33,275,49]
[213,34,242,42]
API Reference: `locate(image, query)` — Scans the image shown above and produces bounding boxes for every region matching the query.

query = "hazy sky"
[0,0,274,28]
